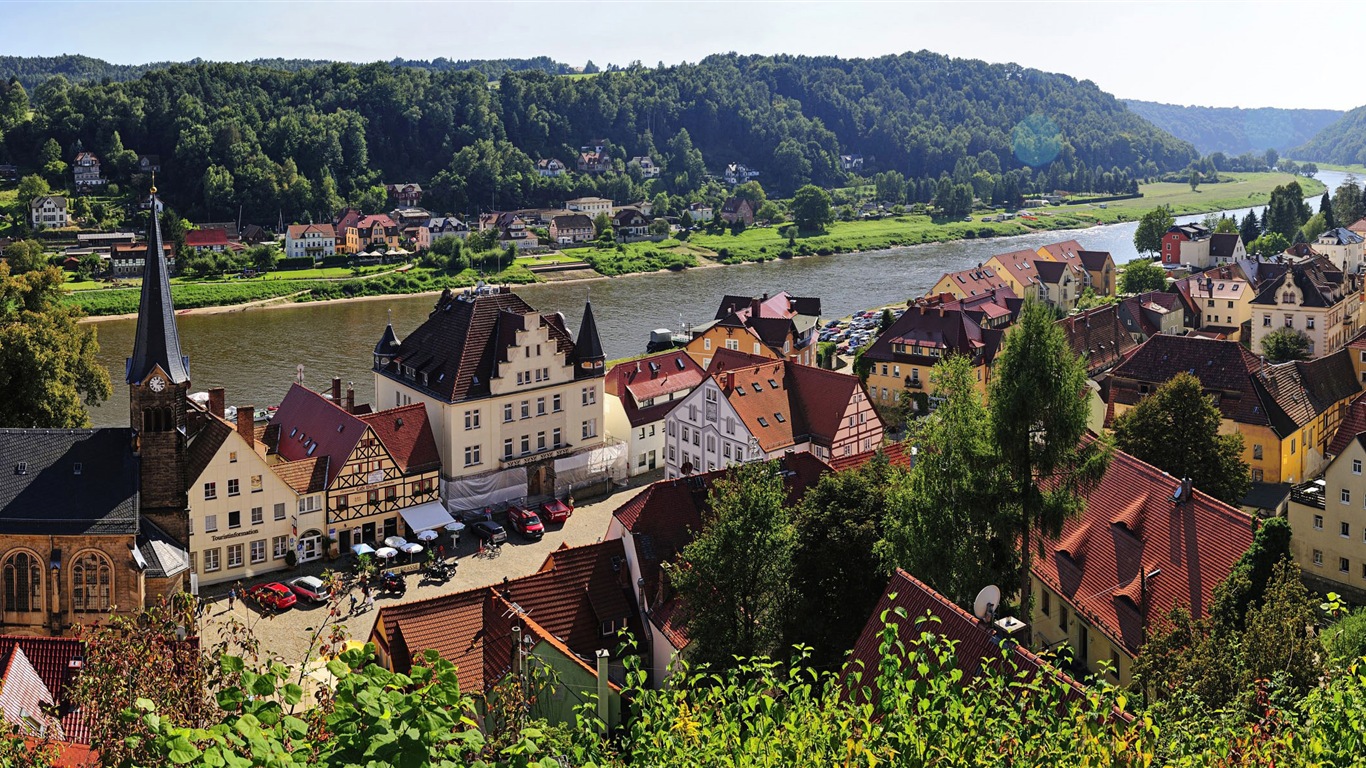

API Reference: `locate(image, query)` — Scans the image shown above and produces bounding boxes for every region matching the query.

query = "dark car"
[471,519,508,545]
[506,505,544,540]
[540,498,573,524]
[246,582,297,611]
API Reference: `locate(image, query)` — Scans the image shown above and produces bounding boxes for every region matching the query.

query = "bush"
[277,256,316,271]
[816,247,833,256]
[717,247,730,259]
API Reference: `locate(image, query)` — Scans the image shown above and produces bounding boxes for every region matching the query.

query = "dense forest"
[0,52,1197,223]
[1124,99,1344,156]
[1293,104,1366,165]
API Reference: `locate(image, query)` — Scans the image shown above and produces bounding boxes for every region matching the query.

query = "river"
[84,170,1360,426]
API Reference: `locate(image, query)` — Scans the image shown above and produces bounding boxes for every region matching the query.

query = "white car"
[288,575,331,604]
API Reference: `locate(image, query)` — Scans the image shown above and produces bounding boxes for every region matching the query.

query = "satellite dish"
[973,585,1001,622]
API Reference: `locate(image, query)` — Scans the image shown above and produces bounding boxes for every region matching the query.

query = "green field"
[514,252,587,266]
[1312,162,1366,176]
[1073,172,1326,219]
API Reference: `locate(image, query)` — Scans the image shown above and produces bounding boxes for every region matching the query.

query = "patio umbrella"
[400,542,424,562]
[444,521,466,533]
[375,547,398,560]
[416,530,439,542]
[351,543,375,556]
[383,536,408,549]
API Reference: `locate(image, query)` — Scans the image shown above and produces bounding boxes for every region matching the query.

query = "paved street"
[194,472,660,669]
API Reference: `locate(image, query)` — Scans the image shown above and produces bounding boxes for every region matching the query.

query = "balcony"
[1290,479,1326,510]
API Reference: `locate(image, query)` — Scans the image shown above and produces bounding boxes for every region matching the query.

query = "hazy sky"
[3,1,1358,111]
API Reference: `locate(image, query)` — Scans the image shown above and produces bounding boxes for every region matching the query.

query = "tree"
[1210,516,1291,631]
[1332,176,1364,229]
[1214,216,1238,234]
[16,173,50,213]
[1249,231,1289,258]
[756,201,783,223]
[1134,205,1175,255]
[790,184,833,232]
[1320,191,1335,228]
[770,137,812,194]
[1264,148,1279,169]
[1120,258,1167,294]
[1239,210,1261,245]
[203,164,235,221]
[989,301,1111,619]
[732,180,766,207]
[670,460,796,666]
[2,239,47,274]
[1111,372,1250,505]
[878,308,895,332]
[249,245,279,272]
[1300,211,1329,242]
[1265,180,1310,240]
[1188,169,1200,191]
[1261,326,1311,363]
[881,355,1014,607]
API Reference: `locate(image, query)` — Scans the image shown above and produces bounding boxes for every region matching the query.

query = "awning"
[400,500,456,533]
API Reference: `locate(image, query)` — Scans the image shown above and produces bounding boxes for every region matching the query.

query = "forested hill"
[0,52,1195,222]
[1293,105,1366,165]
[1124,99,1343,156]
[0,54,577,90]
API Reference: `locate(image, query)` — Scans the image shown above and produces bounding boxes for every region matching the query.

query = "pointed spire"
[126,187,189,385]
[573,299,605,369]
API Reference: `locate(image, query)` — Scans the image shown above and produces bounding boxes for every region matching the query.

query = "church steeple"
[573,299,605,378]
[126,186,189,386]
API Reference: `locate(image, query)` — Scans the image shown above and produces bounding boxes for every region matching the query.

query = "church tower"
[126,186,191,542]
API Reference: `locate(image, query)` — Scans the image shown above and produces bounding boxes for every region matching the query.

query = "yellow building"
[685,291,820,369]
[1287,433,1366,602]
[1107,335,1362,485]
[1182,268,1254,340]
[373,287,614,513]
[983,248,1047,302]
[927,264,1010,300]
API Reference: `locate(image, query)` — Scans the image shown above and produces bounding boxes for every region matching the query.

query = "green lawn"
[514,252,587,266]
[1072,172,1326,219]
[1311,162,1366,176]
[257,265,388,280]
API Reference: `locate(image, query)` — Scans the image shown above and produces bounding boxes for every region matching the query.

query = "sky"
[2,0,1360,111]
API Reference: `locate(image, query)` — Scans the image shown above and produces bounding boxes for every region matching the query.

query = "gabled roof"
[1037,239,1085,262]
[550,213,594,230]
[358,404,440,474]
[1319,227,1364,246]
[1077,250,1114,271]
[863,304,986,366]
[379,288,578,403]
[605,352,706,427]
[1328,392,1366,456]
[184,229,231,248]
[0,636,86,743]
[1109,334,1270,427]
[1249,257,1345,308]
[989,248,1047,288]
[1348,217,1366,235]
[0,429,138,536]
[270,456,328,495]
[1254,349,1362,437]
[714,359,876,453]
[1209,233,1244,258]
[0,645,61,737]
[286,223,333,239]
[1058,304,1139,377]
[126,196,189,385]
[1033,259,1081,285]
[1034,448,1255,655]
[936,265,1010,297]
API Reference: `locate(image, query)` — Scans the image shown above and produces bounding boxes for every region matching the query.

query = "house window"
[503,404,513,423]
[298,496,321,514]
[204,482,217,500]
[1308,317,1316,330]
[228,510,241,529]
[520,435,530,455]
[1343,521,1352,538]
[537,397,546,416]
[538,432,546,451]
[1253,444,1263,460]
[204,548,221,572]
[273,536,288,559]
[228,479,240,497]
[1291,438,1297,455]
[704,338,711,350]
[229,451,238,463]
[251,507,264,525]
[669,445,676,462]
[1040,590,1050,616]
[725,339,738,351]
[3,552,41,614]
[1059,605,1068,631]
[227,545,243,569]
[1343,489,1352,505]
[464,445,481,467]
[250,540,266,564]
[1315,514,1324,530]
[205,514,218,533]
[553,394,562,412]
[521,401,530,419]
[582,387,596,406]
[1252,469,1264,482]
[503,439,513,460]
[1263,315,1271,327]
[465,410,481,430]
[251,474,262,492]
[1285,315,1294,328]
[582,419,597,440]
[1341,557,1351,574]
[274,503,286,521]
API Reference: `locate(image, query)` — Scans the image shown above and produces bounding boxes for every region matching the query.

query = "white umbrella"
[351,543,375,556]
[400,542,424,555]
[383,536,408,549]
[375,547,398,560]
[444,521,465,533]
[416,530,439,542]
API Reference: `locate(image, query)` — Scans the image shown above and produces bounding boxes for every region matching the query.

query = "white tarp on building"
[553,441,627,497]
[399,500,456,533]
[443,467,527,513]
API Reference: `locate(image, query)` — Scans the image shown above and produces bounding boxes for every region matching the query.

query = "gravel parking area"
[195,471,661,668]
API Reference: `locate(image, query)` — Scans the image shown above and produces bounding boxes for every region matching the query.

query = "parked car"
[288,575,331,604]
[471,519,508,545]
[507,505,545,540]
[461,506,495,524]
[540,498,573,524]
[246,582,297,611]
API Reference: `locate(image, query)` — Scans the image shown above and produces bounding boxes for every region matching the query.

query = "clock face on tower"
[148,375,166,393]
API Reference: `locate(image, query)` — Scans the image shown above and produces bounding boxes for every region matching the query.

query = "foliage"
[1292,102,1366,164]
[2,238,45,273]
[1248,231,1290,258]
[1240,209,1261,244]
[16,173,49,212]
[1263,180,1312,240]
[1133,205,1175,255]
[1261,326,1311,363]
[1210,516,1292,631]
[1299,211,1329,242]
[1124,99,1342,156]
[1213,215,1238,234]
[1075,286,1116,309]
[789,184,833,232]
[881,355,1015,607]
[669,460,796,667]
[1331,175,1365,229]
[989,301,1111,617]
[878,307,894,332]
[1120,258,1168,294]
[1323,608,1366,662]
[0,263,111,427]
[1111,372,1250,505]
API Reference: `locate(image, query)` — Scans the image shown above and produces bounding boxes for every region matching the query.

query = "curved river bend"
[85,171,1356,426]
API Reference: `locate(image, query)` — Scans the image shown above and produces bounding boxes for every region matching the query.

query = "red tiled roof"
[1109,334,1270,427]
[605,352,706,428]
[1038,239,1085,262]
[1033,448,1255,656]
[0,636,86,743]
[359,404,440,474]
[844,570,1088,707]
[286,223,333,239]
[0,645,60,737]
[826,441,913,472]
[1058,304,1139,377]
[270,456,328,494]
[991,248,1047,288]
[714,359,879,454]
[936,265,1010,297]
[184,229,230,247]
[1349,217,1366,234]
[1329,392,1366,456]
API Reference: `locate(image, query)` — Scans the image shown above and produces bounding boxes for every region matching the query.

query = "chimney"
[511,625,523,678]
[1180,476,1193,503]
[750,297,761,317]
[207,387,225,418]
[237,405,255,449]
[345,384,355,414]
[596,648,611,734]
[718,371,732,394]
[331,377,342,402]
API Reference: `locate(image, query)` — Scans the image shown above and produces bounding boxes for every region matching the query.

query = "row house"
[604,351,706,476]
[686,291,822,368]
[1287,422,1366,602]
[111,241,176,277]
[549,213,595,244]
[1162,224,1246,269]
[839,154,864,171]
[1174,265,1255,340]
[1058,303,1139,431]
[354,214,401,252]
[1037,240,1117,296]
[137,154,161,175]
[385,183,423,207]
[285,223,336,260]
[663,358,882,477]
[1249,256,1360,358]
[427,216,470,243]
[629,156,659,178]
[390,207,432,229]
[72,152,104,189]
[1031,447,1255,685]
[372,287,611,511]
[929,264,1010,299]
[1117,291,1188,340]
[29,196,68,229]
[536,158,568,177]
[263,381,445,558]
[1108,334,1362,485]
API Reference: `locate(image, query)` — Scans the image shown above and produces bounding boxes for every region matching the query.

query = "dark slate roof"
[126,196,189,385]
[138,519,189,579]
[373,323,401,358]
[1253,349,1362,436]
[1209,233,1243,258]
[378,288,577,404]
[1240,481,1291,512]
[1250,258,1345,308]
[1077,250,1113,271]
[1058,304,1139,377]
[573,301,605,365]
[863,304,987,366]
[1320,227,1364,246]
[1109,335,1271,427]
[0,429,138,536]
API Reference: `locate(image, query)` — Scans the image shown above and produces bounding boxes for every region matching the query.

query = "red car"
[507,505,545,540]
[246,582,297,611]
[540,498,573,525]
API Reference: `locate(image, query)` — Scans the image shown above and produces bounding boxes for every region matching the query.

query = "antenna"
[973,585,1001,623]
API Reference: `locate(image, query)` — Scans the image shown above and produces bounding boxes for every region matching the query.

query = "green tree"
[1214,216,1238,234]
[1249,231,1290,258]
[202,164,235,221]
[1210,516,1292,631]
[1111,372,1250,505]
[1265,180,1310,240]
[38,137,61,166]
[1133,205,1175,255]
[878,308,895,332]
[16,173,50,212]
[1300,211,1329,242]
[2,238,47,274]
[989,301,1111,619]
[1264,148,1279,169]
[1320,191,1334,228]
[756,201,783,223]
[1331,176,1364,229]
[249,245,279,272]
[881,355,1014,606]
[592,211,611,236]
[770,137,812,193]
[790,184,833,232]
[1239,210,1261,245]
[0,263,112,428]
[670,460,796,666]
[1120,258,1167,294]
[1261,326,1311,363]
[732,180,766,207]
[1189,169,1200,191]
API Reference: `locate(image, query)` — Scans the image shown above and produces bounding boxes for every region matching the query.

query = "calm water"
[86,170,1358,426]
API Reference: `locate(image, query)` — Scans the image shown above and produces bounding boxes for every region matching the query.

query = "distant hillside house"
[722,163,759,186]
[536,158,568,177]
[611,207,650,239]
[479,212,539,250]
[185,228,231,253]
[285,223,336,260]
[72,152,105,189]
[549,214,594,244]
[30,196,68,229]
[137,154,161,174]
[111,241,176,277]
[629,156,659,178]
[719,197,755,226]
[840,154,864,171]
[427,216,470,242]
[685,202,713,222]
[385,183,423,207]
[565,196,614,215]
[577,151,611,175]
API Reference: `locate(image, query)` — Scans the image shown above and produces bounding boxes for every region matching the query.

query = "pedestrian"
[437,544,444,561]
[365,593,374,613]
[348,593,358,615]
[227,588,235,611]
